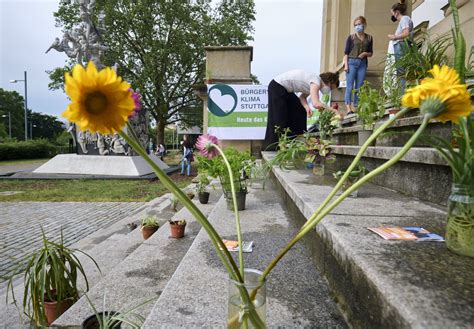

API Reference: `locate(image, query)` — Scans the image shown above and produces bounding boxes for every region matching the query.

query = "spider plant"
[83,294,155,329]
[397,33,452,84]
[5,228,99,326]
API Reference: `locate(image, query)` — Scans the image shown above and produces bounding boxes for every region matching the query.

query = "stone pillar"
[198,46,259,154]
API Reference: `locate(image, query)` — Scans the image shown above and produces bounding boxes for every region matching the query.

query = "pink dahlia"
[196,134,220,159]
[128,89,142,118]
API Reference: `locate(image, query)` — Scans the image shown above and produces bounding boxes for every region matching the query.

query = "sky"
[0,0,447,120]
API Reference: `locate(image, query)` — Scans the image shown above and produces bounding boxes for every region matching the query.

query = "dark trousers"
[263,80,307,150]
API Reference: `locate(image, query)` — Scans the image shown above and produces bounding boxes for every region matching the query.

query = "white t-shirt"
[274,69,321,94]
[394,15,413,44]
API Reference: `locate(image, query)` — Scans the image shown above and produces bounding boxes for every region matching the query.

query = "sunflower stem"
[301,107,411,230]
[119,131,243,283]
[260,110,428,282]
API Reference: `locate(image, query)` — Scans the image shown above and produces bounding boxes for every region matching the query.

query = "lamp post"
[29,122,37,140]
[9,71,28,141]
[1,113,12,138]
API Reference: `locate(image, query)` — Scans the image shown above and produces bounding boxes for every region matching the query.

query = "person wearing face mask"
[387,0,413,91]
[343,16,373,116]
[263,69,340,150]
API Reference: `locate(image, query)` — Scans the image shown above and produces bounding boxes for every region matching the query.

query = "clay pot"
[44,297,74,325]
[141,226,158,240]
[170,221,186,238]
[198,192,210,204]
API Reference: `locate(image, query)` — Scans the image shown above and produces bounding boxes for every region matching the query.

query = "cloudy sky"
[0,0,446,119]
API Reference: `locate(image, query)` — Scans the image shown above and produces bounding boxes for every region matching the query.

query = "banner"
[207,84,320,140]
[207,84,268,140]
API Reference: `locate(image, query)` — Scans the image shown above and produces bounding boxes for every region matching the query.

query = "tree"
[29,111,65,140]
[49,0,255,145]
[0,88,26,141]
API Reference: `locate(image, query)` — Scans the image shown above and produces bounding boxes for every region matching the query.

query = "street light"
[29,122,37,140]
[1,112,12,138]
[9,71,28,141]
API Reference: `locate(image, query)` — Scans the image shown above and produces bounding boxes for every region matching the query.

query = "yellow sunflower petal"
[401,65,473,122]
[62,61,135,134]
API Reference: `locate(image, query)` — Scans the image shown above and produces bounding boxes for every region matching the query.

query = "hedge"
[0,140,60,160]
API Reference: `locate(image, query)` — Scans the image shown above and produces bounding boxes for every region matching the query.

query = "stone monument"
[37,0,168,176]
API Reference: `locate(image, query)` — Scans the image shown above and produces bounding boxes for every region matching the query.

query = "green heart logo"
[208,84,238,117]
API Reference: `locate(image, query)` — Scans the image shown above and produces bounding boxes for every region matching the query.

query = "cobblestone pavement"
[0,202,145,283]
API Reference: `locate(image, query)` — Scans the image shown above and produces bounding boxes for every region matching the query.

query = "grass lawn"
[0,172,194,202]
[0,158,50,166]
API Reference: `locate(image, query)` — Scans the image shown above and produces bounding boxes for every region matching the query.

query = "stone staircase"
[2,148,473,328]
[329,110,455,205]
[262,152,474,328]
[0,193,176,328]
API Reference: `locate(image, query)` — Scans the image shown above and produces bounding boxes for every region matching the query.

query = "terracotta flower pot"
[170,222,186,238]
[44,297,74,325]
[141,226,158,240]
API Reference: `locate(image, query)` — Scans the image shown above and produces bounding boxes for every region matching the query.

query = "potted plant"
[269,127,307,170]
[304,136,336,176]
[195,174,211,204]
[169,219,187,238]
[248,160,271,190]
[170,195,179,212]
[198,147,253,211]
[141,215,160,240]
[357,81,386,146]
[333,165,366,197]
[6,229,99,326]
[81,294,154,329]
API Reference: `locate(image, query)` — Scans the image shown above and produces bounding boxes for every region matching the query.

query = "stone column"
[198,46,258,154]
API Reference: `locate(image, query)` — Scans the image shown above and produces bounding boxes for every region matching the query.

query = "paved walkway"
[0,162,45,175]
[0,201,145,283]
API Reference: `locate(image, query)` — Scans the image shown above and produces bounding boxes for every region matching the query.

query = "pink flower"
[128,88,142,118]
[196,134,219,159]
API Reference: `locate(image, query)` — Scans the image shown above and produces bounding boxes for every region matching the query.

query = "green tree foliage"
[49,0,255,144]
[29,111,65,140]
[0,88,26,140]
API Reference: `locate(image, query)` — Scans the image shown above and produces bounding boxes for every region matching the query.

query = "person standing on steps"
[387,0,413,92]
[263,69,340,150]
[343,16,373,116]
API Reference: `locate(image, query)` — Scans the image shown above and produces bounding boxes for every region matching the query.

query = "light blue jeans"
[344,58,367,107]
[181,158,191,176]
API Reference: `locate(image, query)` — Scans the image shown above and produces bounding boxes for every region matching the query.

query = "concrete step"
[334,114,452,147]
[262,152,474,328]
[143,182,347,328]
[0,194,173,328]
[52,191,221,328]
[326,145,451,205]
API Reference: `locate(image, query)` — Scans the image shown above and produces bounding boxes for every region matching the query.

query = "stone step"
[73,193,177,293]
[326,146,451,205]
[143,182,347,328]
[262,152,474,328]
[334,114,452,147]
[52,191,221,328]
[0,194,173,328]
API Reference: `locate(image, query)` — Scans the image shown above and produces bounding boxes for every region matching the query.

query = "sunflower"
[402,65,472,124]
[62,62,135,134]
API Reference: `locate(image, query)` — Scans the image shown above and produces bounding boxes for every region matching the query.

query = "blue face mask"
[355,24,364,33]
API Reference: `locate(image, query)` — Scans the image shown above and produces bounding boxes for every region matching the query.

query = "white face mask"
[321,86,331,94]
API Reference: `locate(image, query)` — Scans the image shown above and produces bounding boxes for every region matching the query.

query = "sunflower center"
[84,92,108,115]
